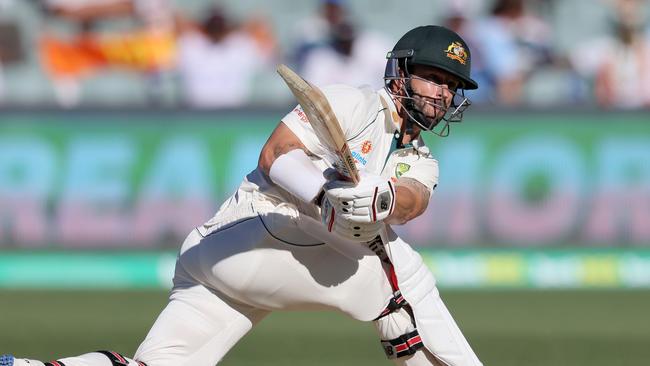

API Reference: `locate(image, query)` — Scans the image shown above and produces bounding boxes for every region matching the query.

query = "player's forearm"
[258,122,326,203]
[258,140,303,176]
[258,122,307,176]
[386,179,429,225]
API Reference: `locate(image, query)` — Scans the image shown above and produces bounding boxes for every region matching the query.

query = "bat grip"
[367,225,394,265]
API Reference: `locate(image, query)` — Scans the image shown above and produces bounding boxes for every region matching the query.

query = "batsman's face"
[409,65,460,124]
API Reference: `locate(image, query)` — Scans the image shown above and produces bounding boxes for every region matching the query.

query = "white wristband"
[269,149,326,203]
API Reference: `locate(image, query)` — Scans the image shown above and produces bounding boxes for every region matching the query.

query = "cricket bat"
[276,64,360,184]
[276,63,392,261]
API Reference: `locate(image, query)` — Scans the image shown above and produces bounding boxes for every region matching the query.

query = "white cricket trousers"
[133,198,399,366]
[25,188,453,366]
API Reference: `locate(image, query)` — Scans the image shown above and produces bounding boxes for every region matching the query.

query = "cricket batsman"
[2,25,482,366]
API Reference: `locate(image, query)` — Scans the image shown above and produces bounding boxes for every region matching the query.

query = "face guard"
[384,57,472,137]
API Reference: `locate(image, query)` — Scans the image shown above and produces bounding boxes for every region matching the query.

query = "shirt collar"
[378,87,401,133]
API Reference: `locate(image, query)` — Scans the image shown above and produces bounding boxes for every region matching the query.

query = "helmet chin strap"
[396,99,425,149]
[394,119,408,149]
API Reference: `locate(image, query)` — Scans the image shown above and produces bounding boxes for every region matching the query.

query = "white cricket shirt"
[241,84,439,220]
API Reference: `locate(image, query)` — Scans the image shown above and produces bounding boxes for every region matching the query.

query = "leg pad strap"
[96,350,147,366]
[380,329,424,359]
[374,290,408,321]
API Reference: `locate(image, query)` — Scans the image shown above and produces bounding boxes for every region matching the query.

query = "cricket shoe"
[0,355,12,366]
[0,355,46,366]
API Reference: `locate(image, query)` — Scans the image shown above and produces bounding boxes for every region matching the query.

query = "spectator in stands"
[0,16,25,104]
[593,0,650,108]
[457,0,554,105]
[43,0,174,30]
[299,20,390,89]
[39,0,176,106]
[292,0,390,89]
[175,6,276,108]
[0,20,25,103]
[291,0,349,71]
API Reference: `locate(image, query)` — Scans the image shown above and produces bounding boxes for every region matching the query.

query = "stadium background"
[1,0,649,365]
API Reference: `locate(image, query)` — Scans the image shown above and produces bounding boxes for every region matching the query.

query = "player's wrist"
[269,149,326,203]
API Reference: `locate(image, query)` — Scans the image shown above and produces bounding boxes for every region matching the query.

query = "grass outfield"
[2,290,650,365]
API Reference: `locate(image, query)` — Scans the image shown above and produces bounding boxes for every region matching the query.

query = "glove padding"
[323,172,396,224]
[320,193,383,242]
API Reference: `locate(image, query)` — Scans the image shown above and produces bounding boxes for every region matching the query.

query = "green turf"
[2,290,650,365]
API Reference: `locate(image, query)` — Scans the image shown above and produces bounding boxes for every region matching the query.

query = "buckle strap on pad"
[381,329,424,359]
[374,290,408,320]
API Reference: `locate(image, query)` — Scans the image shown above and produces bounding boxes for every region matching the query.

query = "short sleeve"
[281,104,329,158]
[281,84,379,161]
[384,138,440,196]
[401,156,439,195]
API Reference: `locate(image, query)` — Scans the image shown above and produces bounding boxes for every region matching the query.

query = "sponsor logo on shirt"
[351,151,368,165]
[293,107,309,123]
[395,162,411,178]
[361,140,372,154]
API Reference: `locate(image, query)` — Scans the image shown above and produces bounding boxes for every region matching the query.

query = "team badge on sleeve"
[395,163,411,178]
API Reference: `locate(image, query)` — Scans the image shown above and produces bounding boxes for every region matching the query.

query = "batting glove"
[320,193,383,242]
[323,172,396,224]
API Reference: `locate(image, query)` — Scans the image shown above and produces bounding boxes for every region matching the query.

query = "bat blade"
[278,64,392,265]
[276,64,360,185]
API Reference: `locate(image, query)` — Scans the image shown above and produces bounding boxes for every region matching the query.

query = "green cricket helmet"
[384,25,478,136]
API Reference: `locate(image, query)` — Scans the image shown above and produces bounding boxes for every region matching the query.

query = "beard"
[412,94,449,126]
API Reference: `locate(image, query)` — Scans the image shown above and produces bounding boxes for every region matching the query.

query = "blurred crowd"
[0,0,649,109]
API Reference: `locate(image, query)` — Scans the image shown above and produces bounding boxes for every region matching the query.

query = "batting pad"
[387,235,483,366]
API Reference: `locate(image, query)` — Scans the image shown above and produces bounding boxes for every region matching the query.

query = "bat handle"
[367,225,394,264]
[379,226,394,262]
